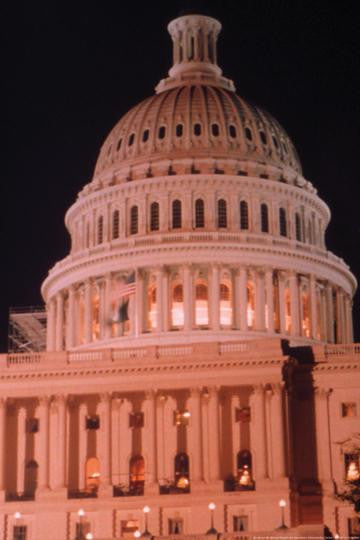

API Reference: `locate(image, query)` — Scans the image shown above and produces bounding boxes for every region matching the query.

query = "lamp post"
[142,505,151,537]
[206,502,218,535]
[276,499,288,530]
[134,531,141,539]
[13,512,21,540]
[78,509,86,540]
[85,534,93,540]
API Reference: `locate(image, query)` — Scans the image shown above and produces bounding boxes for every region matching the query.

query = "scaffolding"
[8,306,47,353]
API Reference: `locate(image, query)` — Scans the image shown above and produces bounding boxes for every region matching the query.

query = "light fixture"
[14,511,21,520]
[85,534,93,540]
[142,506,151,537]
[134,531,141,539]
[276,499,288,530]
[206,502,218,535]
[78,509,85,517]
[77,509,86,540]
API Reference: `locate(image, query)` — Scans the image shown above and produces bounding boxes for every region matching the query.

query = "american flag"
[111,272,136,323]
[117,272,136,298]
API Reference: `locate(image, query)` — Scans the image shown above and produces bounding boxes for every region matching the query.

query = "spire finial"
[156,14,235,93]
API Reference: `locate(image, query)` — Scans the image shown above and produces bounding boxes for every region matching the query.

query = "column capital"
[145,389,157,400]
[189,387,202,398]
[315,386,332,399]
[38,395,51,407]
[251,384,265,396]
[99,392,112,404]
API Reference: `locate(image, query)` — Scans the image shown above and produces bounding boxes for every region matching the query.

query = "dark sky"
[2,0,360,351]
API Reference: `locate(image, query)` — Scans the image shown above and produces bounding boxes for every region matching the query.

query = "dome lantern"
[156,14,235,93]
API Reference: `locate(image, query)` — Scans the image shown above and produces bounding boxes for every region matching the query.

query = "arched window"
[285,283,291,333]
[176,124,183,137]
[130,206,138,235]
[279,207,287,237]
[129,455,145,495]
[211,123,220,137]
[97,216,104,244]
[247,281,255,328]
[112,210,120,239]
[85,457,100,493]
[218,199,227,228]
[301,285,310,337]
[195,282,208,326]
[240,201,249,230]
[237,450,254,489]
[229,124,237,138]
[150,201,160,231]
[260,203,269,233]
[175,453,190,492]
[194,123,202,136]
[148,285,157,330]
[195,199,205,228]
[172,199,182,229]
[295,213,302,241]
[220,283,232,326]
[171,284,184,327]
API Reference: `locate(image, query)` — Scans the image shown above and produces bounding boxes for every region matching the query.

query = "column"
[156,395,166,483]
[289,271,300,336]
[0,398,5,491]
[320,287,328,341]
[37,396,51,490]
[104,273,112,339]
[97,394,111,489]
[163,396,177,481]
[336,289,343,343]
[309,274,318,339]
[142,391,157,489]
[249,386,267,480]
[255,269,266,331]
[84,279,92,344]
[210,265,220,330]
[129,272,136,336]
[270,384,286,478]
[156,267,164,332]
[78,403,87,490]
[239,267,248,331]
[46,298,56,351]
[135,269,144,336]
[314,388,333,493]
[17,406,26,494]
[98,279,106,339]
[265,268,274,333]
[278,272,286,334]
[162,267,170,332]
[230,394,241,476]
[54,395,67,489]
[55,292,64,351]
[264,387,273,478]
[207,387,220,481]
[67,285,76,348]
[111,398,121,485]
[118,399,132,487]
[187,388,202,483]
[326,283,334,343]
[201,392,210,482]
[183,265,193,331]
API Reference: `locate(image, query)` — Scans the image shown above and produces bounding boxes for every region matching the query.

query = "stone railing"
[323,343,360,359]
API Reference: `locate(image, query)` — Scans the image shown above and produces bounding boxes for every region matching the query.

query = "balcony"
[68,487,98,499]
[113,481,144,497]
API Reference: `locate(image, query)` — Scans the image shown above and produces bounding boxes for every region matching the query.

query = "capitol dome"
[42,13,356,351]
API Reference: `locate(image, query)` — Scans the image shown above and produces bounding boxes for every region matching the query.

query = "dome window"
[295,213,302,241]
[260,131,267,145]
[107,145,112,156]
[195,199,205,228]
[194,123,202,136]
[211,123,220,137]
[240,201,249,230]
[150,201,160,231]
[195,282,209,326]
[260,203,269,233]
[245,127,253,141]
[218,199,227,228]
[229,125,237,138]
[130,206,138,235]
[128,133,135,146]
[158,126,166,140]
[142,129,149,143]
[279,208,287,237]
[112,210,120,239]
[176,124,183,137]
[172,199,182,229]
[282,141,288,154]
[272,136,279,149]
[97,216,104,244]
[116,138,122,151]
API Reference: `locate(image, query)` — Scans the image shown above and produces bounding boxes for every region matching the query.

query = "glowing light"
[177,476,189,489]
[208,502,216,511]
[171,304,184,326]
[134,531,141,538]
[346,461,360,481]
[239,465,252,486]
[279,499,286,508]
[78,509,85,517]
[14,512,21,519]
[220,304,232,326]
[85,534,94,540]
[195,301,209,325]
[143,505,150,514]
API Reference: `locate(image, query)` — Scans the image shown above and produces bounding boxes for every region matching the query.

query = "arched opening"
[218,199,227,228]
[24,460,38,497]
[260,203,269,233]
[112,210,120,239]
[148,285,157,330]
[240,200,249,230]
[195,199,205,228]
[97,216,104,244]
[301,286,310,337]
[129,455,145,495]
[171,283,184,328]
[279,207,287,237]
[285,284,291,333]
[92,287,100,341]
[150,201,160,231]
[237,450,254,489]
[130,206,138,235]
[247,281,255,329]
[172,199,182,229]
[85,457,100,494]
[195,282,208,326]
[220,282,232,326]
[175,453,190,492]
[295,213,302,241]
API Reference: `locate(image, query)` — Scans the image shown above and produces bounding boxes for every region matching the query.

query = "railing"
[68,488,98,499]
[324,344,360,359]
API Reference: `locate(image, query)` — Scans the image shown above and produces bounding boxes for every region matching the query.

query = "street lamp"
[134,531,141,539]
[142,505,151,537]
[85,534,93,540]
[276,499,288,530]
[206,502,218,535]
[13,513,22,540]
[77,509,86,540]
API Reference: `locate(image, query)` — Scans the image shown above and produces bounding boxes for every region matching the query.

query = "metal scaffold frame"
[8,306,47,353]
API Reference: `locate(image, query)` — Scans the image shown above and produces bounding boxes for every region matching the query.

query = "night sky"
[2,1,360,352]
